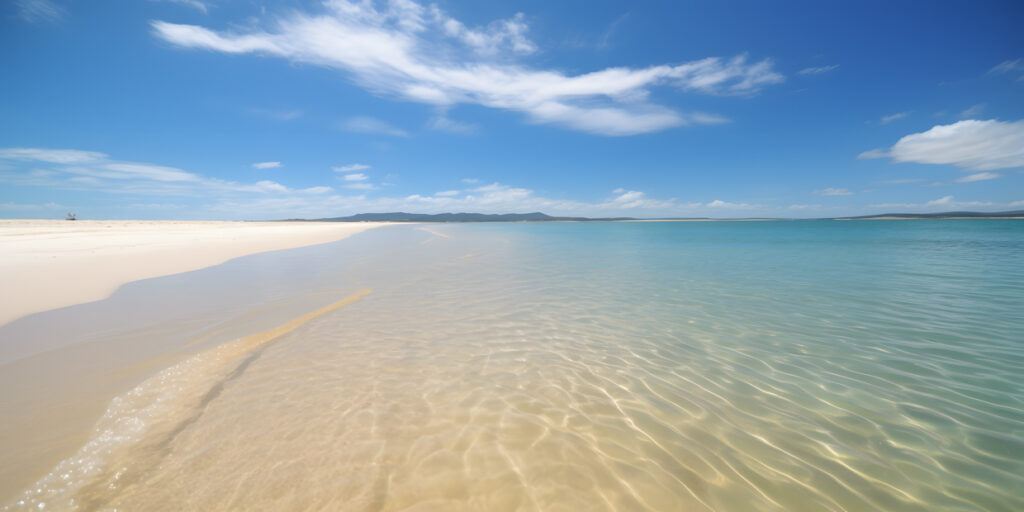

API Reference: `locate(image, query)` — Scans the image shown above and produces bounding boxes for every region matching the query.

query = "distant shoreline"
[290,210,1024,223]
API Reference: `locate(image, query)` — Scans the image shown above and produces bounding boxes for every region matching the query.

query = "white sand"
[0,220,388,326]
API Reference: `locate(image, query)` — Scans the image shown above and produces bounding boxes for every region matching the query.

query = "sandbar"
[0,219,388,326]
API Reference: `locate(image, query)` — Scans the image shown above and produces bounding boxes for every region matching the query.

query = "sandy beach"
[0,220,387,327]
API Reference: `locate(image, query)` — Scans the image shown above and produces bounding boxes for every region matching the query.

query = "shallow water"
[3,221,1024,511]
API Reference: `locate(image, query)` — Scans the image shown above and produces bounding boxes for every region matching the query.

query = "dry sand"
[0,219,388,327]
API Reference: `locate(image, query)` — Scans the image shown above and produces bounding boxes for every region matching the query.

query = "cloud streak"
[151,0,782,136]
[798,65,839,75]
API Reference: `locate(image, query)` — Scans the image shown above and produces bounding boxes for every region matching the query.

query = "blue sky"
[1,0,1022,219]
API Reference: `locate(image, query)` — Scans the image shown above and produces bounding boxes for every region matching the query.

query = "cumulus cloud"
[815,187,852,196]
[252,161,281,169]
[798,64,839,75]
[858,119,1024,171]
[151,0,782,136]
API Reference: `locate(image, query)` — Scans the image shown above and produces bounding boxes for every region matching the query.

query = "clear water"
[3,220,1023,511]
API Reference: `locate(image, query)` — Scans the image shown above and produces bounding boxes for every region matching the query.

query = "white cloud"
[16,0,65,23]
[815,187,852,196]
[880,112,908,125]
[301,185,334,194]
[857,149,889,160]
[252,161,281,169]
[343,173,368,181]
[333,163,371,173]
[860,119,1024,171]
[151,1,782,136]
[342,117,408,137]
[706,199,756,209]
[434,190,459,196]
[959,104,986,118]
[601,189,676,209]
[798,64,839,75]
[954,172,1001,183]
[461,178,480,183]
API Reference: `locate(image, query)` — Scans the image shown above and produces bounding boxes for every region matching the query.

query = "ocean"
[2,220,1023,511]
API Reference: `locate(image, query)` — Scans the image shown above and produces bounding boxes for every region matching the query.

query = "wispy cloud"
[427,115,478,134]
[333,163,371,173]
[815,187,852,196]
[879,112,908,125]
[152,0,209,13]
[342,117,408,137]
[959,103,986,118]
[342,173,368,181]
[869,195,1001,211]
[151,0,783,136]
[344,182,376,190]
[858,119,1024,171]
[598,12,631,49]
[0,147,325,197]
[989,58,1024,80]
[798,64,839,75]
[954,172,1000,183]
[16,0,65,24]
[0,148,105,164]
[252,161,281,169]
[248,107,303,121]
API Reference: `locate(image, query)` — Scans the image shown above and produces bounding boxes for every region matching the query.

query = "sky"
[1,0,1023,220]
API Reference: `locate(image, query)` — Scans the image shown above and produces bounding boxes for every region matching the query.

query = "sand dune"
[0,220,387,326]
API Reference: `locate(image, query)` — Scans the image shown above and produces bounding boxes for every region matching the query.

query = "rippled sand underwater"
[5,221,1024,511]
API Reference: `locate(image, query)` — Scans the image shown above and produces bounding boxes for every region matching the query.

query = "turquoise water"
[5,220,1024,511]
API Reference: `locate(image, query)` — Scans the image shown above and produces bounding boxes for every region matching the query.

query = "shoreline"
[0,220,391,327]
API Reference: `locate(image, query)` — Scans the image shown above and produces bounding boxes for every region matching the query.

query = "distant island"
[835,210,1024,220]
[283,210,1024,222]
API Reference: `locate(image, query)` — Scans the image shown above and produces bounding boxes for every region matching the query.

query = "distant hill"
[837,210,1024,220]
[311,212,635,222]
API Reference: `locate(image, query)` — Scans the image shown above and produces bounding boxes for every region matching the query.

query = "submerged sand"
[0,220,387,327]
